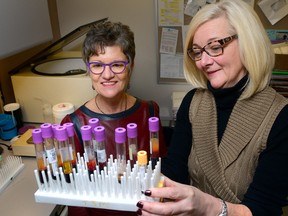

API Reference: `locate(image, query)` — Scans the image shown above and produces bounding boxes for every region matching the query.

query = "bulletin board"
[156,0,192,84]
[156,0,288,84]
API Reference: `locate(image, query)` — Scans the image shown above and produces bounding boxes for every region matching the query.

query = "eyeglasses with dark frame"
[86,61,129,75]
[187,34,238,61]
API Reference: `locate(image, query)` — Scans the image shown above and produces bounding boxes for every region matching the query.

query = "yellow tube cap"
[137,150,147,165]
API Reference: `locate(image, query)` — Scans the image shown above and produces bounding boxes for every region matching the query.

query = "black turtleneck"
[207,75,248,143]
[162,75,288,216]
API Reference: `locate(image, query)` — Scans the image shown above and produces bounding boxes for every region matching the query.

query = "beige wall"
[0,0,60,105]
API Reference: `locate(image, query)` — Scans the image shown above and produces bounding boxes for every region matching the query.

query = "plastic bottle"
[149,117,160,169]
[80,125,97,177]
[40,123,59,180]
[54,125,73,183]
[93,126,107,170]
[127,123,138,165]
[32,128,48,184]
[115,127,127,183]
[137,150,148,191]
[63,122,77,169]
[42,103,54,123]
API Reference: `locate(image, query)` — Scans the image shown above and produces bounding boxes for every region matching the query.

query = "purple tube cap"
[94,126,105,142]
[51,124,59,139]
[40,123,53,138]
[127,123,137,138]
[32,128,43,144]
[149,117,159,132]
[88,118,100,129]
[81,125,92,141]
[115,127,126,143]
[63,122,74,137]
[55,125,68,141]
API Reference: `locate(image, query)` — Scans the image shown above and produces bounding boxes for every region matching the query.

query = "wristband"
[218,199,228,216]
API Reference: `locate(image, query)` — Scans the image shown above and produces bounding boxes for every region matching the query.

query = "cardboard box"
[12,129,35,157]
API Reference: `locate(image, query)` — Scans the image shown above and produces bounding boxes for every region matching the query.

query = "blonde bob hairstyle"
[184,0,274,100]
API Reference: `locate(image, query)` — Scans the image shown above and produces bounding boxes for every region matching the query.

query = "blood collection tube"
[51,123,62,167]
[93,126,107,170]
[88,118,100,160]
[115,127,127,183]
[80,125,97,176]
[55,125,73,183]
[32,128,48,184]
[149,117,160,169]
[41,123,59,180]
[137,150,147,191]
[127,123,138,165]
[63,122,77,169]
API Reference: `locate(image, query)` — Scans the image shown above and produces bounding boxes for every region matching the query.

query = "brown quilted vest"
[188,87,287,203]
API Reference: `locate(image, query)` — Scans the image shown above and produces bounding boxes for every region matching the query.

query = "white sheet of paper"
[160,28,179,55]
[258,0,288,25]
[160,53,184,79]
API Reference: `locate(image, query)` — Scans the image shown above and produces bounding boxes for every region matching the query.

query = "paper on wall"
[160,27,179,55]
[184,0,216,17]
[160,53,184,79]
[158,0,184,26]
[258,0,288,25]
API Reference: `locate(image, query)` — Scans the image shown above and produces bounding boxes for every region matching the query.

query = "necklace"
[95,94,127,114]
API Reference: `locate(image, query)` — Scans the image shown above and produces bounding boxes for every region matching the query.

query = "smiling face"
[88,45,130,99]
[193,16,246,89]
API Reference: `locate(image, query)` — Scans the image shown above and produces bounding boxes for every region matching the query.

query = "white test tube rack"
[34,153,162,211]
[0,156,24,193]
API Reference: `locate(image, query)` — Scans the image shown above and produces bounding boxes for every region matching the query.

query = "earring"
[92,85,95,90]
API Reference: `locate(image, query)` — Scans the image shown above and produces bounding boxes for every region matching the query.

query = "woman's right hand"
[136,176,221,216]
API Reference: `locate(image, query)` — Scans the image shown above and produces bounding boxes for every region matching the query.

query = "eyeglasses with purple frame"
[86,61,129,75]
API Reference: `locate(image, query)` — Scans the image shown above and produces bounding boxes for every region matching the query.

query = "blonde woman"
[137,1,288,215]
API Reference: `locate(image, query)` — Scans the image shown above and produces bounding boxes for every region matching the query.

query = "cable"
[0,143,12,151]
